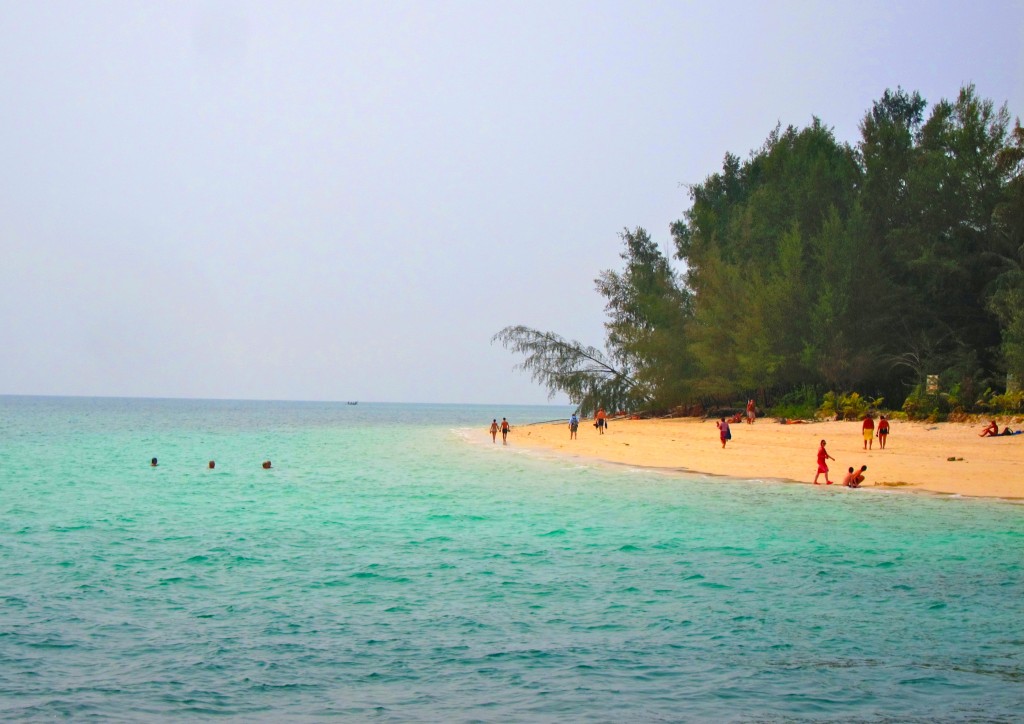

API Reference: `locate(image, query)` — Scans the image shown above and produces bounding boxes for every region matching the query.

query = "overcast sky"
[2,1,1022,405]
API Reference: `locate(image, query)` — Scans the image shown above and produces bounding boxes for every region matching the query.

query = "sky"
[2,1,1022,405]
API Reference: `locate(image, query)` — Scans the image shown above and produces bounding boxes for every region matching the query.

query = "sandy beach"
[502,416,1024,500]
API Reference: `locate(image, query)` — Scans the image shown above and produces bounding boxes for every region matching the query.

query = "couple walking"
[489,418,510,444]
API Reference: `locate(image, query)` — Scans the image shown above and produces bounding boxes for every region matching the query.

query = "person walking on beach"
[717,417,731,448]
[500,417,510,445]
[746,398,756,424]
[489,419,499,443]
[569,413,579,440]
[862,414,875,450]
[595,407,607,434]
[814,439,835,485]
[877,415,889,449]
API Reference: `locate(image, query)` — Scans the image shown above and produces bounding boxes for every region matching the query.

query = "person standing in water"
[814,439,835,485]
[489,419,499,443]
[500,417,510,445]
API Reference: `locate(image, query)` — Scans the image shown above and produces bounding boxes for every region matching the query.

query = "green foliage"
[492,326,647,416]
[974,391,1024,413]
[497,85,1024,415]
[595,228,695,410]
[819,391,884,420]
[676,120,866,399]
[901,385,950,421]
[766,385,819,420]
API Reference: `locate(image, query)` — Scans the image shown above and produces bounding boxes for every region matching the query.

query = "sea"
[1,396,1022,722]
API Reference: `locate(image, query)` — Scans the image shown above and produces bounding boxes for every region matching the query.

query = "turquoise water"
[1,396,1022,721]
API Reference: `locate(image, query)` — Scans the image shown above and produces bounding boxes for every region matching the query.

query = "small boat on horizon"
[347,401,358,405]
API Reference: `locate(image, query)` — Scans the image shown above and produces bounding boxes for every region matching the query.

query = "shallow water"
[1,396,1022,721]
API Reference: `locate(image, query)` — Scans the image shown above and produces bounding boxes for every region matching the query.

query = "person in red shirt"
[862,414,875,450]
[814,439,835,485]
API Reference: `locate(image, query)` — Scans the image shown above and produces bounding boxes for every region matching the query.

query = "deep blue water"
[1,396,1022,721]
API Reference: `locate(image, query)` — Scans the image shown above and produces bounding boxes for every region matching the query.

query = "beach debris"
[946,456,964,461]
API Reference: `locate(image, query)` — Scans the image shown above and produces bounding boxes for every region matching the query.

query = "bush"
[820,391,884,420]
[902,385,949,421]
[767,385,819,420]
[989,390,1024,414]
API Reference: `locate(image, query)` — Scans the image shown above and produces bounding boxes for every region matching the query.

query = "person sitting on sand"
[979,420,999,437]
[813,439,835,485]
[843,465,867,488]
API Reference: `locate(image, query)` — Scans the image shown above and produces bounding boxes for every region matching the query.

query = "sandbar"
[500,417,1024,500]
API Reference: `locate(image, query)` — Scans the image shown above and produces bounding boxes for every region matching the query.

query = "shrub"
[989,390,1024,414]
[820,391,884,420]
[903,385,949,421]
[767,385,819,420]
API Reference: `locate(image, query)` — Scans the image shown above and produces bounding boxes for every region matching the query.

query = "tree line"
[495,85,1024,418]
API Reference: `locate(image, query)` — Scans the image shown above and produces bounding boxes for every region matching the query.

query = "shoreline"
[498,417,1024,501]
